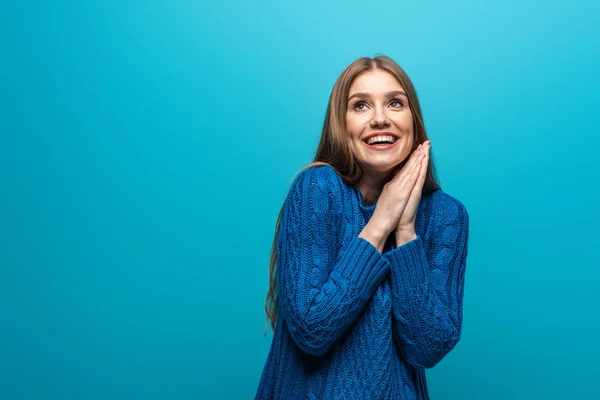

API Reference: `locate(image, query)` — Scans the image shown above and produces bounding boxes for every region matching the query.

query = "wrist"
[394,229,417,247]
[359,222,389,253]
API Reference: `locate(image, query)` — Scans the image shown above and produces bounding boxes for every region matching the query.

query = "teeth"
[366,135,397,145]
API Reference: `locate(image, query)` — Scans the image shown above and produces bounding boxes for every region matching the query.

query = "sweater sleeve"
[276,167,391,357]
[384,195,469,368]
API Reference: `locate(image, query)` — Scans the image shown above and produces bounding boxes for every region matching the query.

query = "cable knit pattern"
[255,165,470,400]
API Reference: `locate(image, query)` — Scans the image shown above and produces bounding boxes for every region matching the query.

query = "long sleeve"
[384,195,469,368]
[276,167,390,357]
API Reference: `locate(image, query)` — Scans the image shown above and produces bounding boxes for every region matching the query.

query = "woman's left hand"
[396,141,430,237]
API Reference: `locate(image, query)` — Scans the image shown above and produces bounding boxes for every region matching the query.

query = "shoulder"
[296,164,343,187]
[285,165,347,216]
[290,164,345,198]
[430,189,469,227]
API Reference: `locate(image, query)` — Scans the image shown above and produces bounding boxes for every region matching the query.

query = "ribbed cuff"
[385,234,429,287]
[332,236,390,297]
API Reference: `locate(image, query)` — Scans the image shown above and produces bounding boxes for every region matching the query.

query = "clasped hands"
[371,140,431,247]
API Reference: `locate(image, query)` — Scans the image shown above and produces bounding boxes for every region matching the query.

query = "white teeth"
[366,135,397,145]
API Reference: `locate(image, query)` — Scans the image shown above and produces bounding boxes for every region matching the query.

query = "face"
[346,68,414,176]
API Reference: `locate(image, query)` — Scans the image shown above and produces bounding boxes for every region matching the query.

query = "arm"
[384,196,469,368]
[277,167,390,357]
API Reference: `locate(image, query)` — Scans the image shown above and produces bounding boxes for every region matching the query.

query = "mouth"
[362,133,400,150]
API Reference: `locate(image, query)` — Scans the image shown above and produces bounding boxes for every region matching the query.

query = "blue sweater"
[255,165,470,400]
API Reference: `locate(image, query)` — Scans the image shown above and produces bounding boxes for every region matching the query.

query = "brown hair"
[263,54,441,335]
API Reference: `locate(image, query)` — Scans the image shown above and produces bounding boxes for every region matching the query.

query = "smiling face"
[346,68,414,177]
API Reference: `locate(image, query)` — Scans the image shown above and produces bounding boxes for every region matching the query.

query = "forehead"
[348,69,405,95]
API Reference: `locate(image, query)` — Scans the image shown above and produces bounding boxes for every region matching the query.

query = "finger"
[407,142,428,170]
[400,150,424,191]
[393,144,423,181]
[403,146,424,182]
[407,144,424,167]
[407,141,430,180]
[413,147,429,192]
[402,148,429,217]
[398,174,424,230]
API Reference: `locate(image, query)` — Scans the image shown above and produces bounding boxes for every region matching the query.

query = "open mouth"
[363,138,397,146]
[362,135,399,149]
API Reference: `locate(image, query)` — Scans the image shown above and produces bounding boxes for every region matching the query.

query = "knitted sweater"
[255,164,470,400]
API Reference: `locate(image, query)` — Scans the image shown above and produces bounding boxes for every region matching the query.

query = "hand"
[396,140,430,235]
[369,141,429,237]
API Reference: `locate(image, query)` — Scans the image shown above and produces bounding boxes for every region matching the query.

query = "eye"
[352,101,368,111]
[390,99,404,107]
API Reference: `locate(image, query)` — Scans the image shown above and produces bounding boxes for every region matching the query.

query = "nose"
[369,106,390,128]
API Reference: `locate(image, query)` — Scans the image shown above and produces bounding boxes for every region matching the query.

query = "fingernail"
[417,144,422,150]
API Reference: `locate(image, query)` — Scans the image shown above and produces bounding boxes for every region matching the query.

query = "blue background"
[1,1,598,399]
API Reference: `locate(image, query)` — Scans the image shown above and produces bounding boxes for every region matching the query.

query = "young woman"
[255,55,470,400]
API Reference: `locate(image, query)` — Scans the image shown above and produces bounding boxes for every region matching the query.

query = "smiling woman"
[255,55,470,400]
[346,69,418,207]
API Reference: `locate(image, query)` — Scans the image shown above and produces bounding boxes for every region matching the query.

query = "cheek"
[395,113,413,129]
[346,117,361,138]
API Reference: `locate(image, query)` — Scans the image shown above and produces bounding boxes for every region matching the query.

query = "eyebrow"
[348,90,408,102]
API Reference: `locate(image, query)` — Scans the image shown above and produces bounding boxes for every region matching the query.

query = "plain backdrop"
[1,1,599,399]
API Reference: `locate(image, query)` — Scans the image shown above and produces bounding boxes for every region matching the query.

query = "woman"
[255,55,470,399]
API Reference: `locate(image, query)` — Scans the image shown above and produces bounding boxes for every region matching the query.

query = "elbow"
[286,321,334,357]
[280,298,348,357]
[297,341,331,357]
[398,328,462,369]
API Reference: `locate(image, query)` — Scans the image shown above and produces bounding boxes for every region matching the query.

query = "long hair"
[263,54,441,335]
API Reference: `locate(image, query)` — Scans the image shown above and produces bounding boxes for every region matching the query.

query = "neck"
[358,169,394,206]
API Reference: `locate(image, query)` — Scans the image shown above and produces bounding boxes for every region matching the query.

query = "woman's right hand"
[370,142,428,237]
